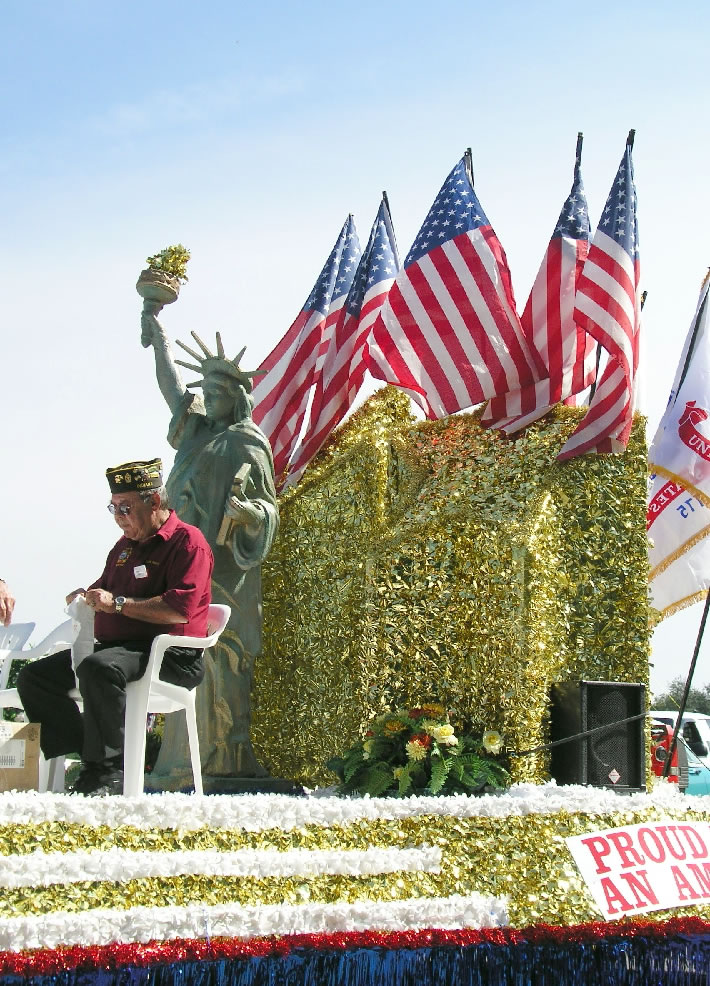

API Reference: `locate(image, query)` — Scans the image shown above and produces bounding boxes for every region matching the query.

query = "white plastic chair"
[0,620,74,704]
[0,624,36,688]
[0,620,74,792]
[68,603,230,797]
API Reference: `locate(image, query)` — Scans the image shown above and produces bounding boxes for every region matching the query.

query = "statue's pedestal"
[146,766,302,796]
[202,775,303,795]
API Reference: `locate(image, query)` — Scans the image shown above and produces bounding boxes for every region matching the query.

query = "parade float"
[3,393,710,986]
[4,130,710,982]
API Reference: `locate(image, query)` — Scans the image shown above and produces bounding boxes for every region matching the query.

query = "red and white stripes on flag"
[251,216,361,483]
[557,135,641,461]
[365,153,545,419]
[481,136,593,434]
[285,197,399,488]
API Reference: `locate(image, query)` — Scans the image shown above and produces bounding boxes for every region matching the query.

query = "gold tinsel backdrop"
[253,388,650,788]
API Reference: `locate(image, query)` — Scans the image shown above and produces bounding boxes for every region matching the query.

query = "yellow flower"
[482,730,503,754]
[393,767,404,779]
[405,739,428,761]
[383,719,406,735]
[420,703,446,717]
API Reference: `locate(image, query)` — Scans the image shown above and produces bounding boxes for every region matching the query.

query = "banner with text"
[567,821,710,919]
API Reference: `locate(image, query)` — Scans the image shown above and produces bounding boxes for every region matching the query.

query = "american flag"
[251,216,361,482]
[557,133,641,461]
[285,197,400,488]
[481,134,594,433]
[365,153,545,419]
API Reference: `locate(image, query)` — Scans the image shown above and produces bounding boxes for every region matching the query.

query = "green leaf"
[325,756,345,780]
[364,763,395,797]
[450,759,464,782]
[428,754,452,794]
[344,755,366,784]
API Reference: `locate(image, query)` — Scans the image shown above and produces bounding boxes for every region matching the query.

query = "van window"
[683,722,708,757]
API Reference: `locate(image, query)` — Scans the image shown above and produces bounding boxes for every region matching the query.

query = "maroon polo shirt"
[89,510,213,644]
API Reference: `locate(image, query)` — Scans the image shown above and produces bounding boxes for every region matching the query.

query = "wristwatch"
[114,595,127,614]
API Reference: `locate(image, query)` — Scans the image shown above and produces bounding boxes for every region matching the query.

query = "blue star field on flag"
[405,160,488,267]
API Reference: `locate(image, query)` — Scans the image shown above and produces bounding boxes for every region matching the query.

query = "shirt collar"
[154,509,179,541]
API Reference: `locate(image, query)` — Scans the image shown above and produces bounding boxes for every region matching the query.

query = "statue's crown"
[174,332,265,394]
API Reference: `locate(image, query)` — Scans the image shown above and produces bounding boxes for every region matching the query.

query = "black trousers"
[16,641,204,765]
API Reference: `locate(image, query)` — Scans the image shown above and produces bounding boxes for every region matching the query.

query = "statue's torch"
[136,245,190,347]
[136,269,180,347]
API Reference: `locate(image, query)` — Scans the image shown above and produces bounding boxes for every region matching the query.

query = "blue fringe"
[3,938,710,986]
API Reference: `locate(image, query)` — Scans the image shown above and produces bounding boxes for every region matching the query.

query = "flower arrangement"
[145,244,191,282]
[326,703,510,797]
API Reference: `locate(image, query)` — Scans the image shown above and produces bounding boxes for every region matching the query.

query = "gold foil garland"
[255,389,651,789]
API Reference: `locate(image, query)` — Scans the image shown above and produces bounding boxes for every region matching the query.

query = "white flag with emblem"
[648,274,710,617]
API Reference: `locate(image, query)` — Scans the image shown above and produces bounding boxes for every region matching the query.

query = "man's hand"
[225,495,263,536]
[0,580,15,626]
[65,588,87,605]
[85,588,117,613]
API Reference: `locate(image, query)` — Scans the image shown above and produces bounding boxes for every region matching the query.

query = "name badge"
[134,565,148,579]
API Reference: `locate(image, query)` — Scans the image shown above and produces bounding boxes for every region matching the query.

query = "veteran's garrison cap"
[106,458,163,493]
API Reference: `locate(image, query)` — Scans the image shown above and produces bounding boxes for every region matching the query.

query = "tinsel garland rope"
[2,918,710,977]
[0,783,695,833]
[0,894,507,952]
[0,845,442,889]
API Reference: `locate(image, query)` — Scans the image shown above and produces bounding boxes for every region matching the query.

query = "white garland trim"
[0,893,508,952]
[0,782,694,834]
[0,845,441,889]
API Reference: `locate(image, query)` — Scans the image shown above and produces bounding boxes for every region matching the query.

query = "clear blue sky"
[1,1,708,694]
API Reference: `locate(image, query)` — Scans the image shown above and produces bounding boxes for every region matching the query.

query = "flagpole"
[464,147,474,187]
[673,280,710,399]
[571,129,603,403]
[381,190,401,267]
[662,590,710,776]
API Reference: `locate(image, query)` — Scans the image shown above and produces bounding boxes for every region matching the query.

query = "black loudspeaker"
[549,680,646,792]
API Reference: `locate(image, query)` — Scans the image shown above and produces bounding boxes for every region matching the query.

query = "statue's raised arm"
[141,305,187,415]
[137,250,190,415]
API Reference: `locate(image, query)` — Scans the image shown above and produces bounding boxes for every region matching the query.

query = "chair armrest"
[155,632,215,649]
[144,631,215,683]
[143,607,230,684]
[21,620,75,661]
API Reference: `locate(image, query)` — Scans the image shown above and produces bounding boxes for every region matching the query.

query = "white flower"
[482,730,503,754]
[431,724,456,744]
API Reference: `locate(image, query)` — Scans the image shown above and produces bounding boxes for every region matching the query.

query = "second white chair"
[0,620,75,792]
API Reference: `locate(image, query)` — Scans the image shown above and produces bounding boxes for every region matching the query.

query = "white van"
[650,711,710,766]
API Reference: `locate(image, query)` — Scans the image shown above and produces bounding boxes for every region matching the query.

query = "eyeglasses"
[107,503,133,516]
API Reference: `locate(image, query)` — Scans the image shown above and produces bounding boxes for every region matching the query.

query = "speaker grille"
[550,681,646,791]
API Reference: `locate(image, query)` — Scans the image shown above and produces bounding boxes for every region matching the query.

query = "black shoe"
[69,764,124,796]
[69,763,102,795]
[85,769,124,797]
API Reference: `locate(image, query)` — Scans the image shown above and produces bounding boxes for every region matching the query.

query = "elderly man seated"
[17,458,213,796]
